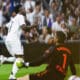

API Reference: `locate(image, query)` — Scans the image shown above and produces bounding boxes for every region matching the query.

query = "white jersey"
[5,14,25,56]
[6,14,25,41]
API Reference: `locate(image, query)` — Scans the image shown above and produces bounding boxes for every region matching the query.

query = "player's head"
[14,5,26,15]
[11,9,16,17]
[54,31,66,44]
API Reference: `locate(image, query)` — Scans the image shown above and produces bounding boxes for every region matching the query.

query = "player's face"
[20,7,26,15]
[12,12,16,17]
[53,33,58,44]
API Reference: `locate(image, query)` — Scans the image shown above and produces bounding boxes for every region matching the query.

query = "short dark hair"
[14,5,22,13]
[56,31,66,43]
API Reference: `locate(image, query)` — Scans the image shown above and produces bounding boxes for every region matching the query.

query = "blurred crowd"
[0,0,80,44]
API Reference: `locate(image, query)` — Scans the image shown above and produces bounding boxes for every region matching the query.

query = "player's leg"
[0,55,15,65]
[0,41,16,64]
[9,56,24,80]
[9,40,24,80]
[5,40,15,57]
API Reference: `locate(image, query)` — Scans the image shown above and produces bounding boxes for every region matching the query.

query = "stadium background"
[0,0,80,80]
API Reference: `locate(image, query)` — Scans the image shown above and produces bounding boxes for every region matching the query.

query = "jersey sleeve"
[18,15,26,26]
[6,22,10,28]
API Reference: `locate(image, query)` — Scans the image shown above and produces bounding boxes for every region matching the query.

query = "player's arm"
[21,24,27,32]
[69,56,76,75]
[1,26,8,36]
[19,15,27,33]
[25,46,55,67]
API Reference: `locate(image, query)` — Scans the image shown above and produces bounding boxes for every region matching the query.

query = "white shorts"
[5,39,24,56]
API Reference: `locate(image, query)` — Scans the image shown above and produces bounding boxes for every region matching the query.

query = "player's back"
[46,44,72,80]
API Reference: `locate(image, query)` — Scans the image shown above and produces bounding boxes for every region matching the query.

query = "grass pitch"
[0,64,80,80]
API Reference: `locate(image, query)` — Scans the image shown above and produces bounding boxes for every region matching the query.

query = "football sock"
[9,58,24,79]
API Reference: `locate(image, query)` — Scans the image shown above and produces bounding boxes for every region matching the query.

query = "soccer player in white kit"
[0,11,16,65]
[3,5,27,80]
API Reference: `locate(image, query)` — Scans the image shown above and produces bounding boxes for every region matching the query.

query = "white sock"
[9,58,24,79]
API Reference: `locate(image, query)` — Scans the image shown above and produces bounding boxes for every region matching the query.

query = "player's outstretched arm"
[24,46,55,67]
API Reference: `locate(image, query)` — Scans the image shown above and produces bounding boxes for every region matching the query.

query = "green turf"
[0,64,80,80]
